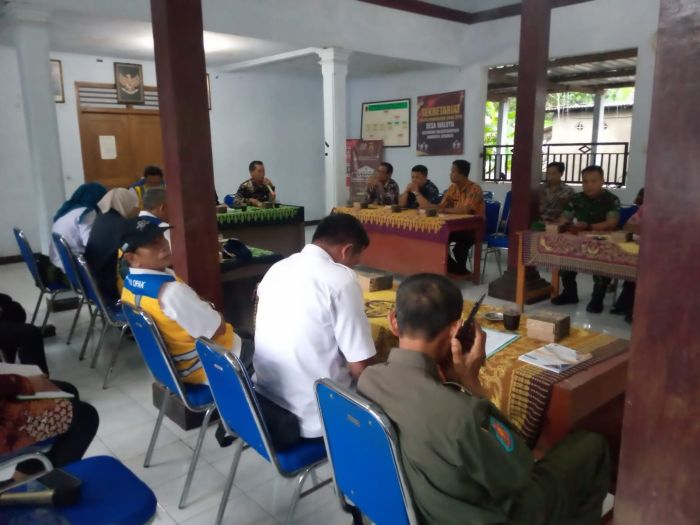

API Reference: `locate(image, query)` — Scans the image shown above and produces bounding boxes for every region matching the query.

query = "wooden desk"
[363,288,629,450]
[217,205,304,257]
[516,230,639,311]
[336,206,485,284]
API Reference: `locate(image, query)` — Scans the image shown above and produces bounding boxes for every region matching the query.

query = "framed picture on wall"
[361,98,411,147]
[114,62,144,104]
[207,73,211,110]
[50,59,64,103]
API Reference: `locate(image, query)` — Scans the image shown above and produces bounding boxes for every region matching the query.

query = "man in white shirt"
[138,188,171,247]
[254,214,377,439]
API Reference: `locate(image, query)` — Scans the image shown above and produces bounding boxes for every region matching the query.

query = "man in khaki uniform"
[358,274,610,525]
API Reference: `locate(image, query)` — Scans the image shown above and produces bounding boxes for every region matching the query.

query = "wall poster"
[361,99,410,147]
[416,90,465,156]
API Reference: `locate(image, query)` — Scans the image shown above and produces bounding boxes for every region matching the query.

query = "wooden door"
[78,111,136,188]
[129,112,164,175]
[76,82,164,189]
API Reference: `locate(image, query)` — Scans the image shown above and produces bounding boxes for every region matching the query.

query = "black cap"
[120,218,171,253]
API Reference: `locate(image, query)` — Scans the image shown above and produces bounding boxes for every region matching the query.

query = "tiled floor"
[0,233,625,523]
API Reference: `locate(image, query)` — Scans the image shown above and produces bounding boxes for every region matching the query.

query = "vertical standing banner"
[346,139,384,203]
[416,90,465,156]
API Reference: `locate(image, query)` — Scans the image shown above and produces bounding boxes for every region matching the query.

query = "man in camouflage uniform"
[552,165,620,313]
[540,161,575,221]
[235,160,276,207]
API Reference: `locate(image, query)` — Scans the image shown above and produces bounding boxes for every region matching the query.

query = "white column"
[590,89,606,163]
[5,1,65,252]
[318,48,351,213]
[495,99,509,178]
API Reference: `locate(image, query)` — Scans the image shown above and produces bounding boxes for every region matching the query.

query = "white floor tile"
[100,418,180,461]
[123,441,202,490]
[153,462,239,522]
[180,492,275,525]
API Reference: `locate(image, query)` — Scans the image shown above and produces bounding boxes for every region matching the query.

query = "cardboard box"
[357,271,393,293]
[610,231,633,243]
[526,311,570,342]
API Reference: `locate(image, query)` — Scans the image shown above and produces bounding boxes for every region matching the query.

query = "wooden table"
[336,206,484,284]
[363,288,629,451]
[217,205,305,257]
[516,230,639,311]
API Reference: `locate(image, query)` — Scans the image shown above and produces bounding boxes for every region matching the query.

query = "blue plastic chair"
[52,233,93,346]
[75,255,128,389]
[482,190,494,201]
[618,204,639,228]
[315,379,418,525]
[0,453,156,524]
[122,303,215,509]
[223,194,237,207]
[482,190,512,279]
[196,338,330,525]
[12,227,70,329]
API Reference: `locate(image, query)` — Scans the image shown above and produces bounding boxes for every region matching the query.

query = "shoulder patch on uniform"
[488,416,514,452]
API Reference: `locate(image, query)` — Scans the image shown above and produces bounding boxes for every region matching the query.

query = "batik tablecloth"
[522,231,638,281]
[363,288,628,446]
[217,205,304,228]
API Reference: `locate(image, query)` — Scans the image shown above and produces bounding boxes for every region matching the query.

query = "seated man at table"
[540,161,575,222]
[235,160,276,207]
[611,187,644,323]
[438,160,485,274]
[130,164,165,208]
[254,213,376,441]
[358,273,610,525]
[365,162,400,205]
[120,218,248,384]
[552,165,620,313]
[398,164,442,209]
[139,188,171,247]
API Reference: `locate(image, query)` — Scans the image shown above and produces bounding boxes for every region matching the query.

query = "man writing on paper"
[358,273,610,525]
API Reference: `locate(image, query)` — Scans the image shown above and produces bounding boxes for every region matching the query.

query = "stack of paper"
[518,343,592,373]
[483,328,520,358]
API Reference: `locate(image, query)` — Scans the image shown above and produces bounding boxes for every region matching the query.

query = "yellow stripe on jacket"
[122,281,234,384]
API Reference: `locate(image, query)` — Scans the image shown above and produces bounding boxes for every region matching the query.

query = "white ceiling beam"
[217,47,323,73]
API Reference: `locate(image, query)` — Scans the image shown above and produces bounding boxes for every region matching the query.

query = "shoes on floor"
[586,298,605,313]
[551,294,579,306]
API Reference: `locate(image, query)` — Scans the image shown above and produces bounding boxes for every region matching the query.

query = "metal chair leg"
[214,440,244,525]
[310,468,320,486]
[481,250,489,280]
[66,296,85,345]
[179,405,215,509]
[90,322,109,369]
[79,310,97,360]
[496,250,503,275]
[30,290,44,325]
[285,469,311,525]
[144,393,169,468]
[103,325,127,389]
[40,293,54,332]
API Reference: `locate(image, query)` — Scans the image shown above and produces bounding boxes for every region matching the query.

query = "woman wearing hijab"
[84,188,139,305]
[49,182,107,271]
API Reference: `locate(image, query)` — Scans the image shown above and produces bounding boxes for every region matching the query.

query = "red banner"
[346,139,384,203]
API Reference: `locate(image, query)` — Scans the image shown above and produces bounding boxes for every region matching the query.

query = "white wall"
[348,0,660,206]
[209,70,325,221]
[0,48,324,256]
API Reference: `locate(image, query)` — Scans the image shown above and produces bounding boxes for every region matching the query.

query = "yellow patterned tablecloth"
[336,206,473,234]
[363,288,627,445]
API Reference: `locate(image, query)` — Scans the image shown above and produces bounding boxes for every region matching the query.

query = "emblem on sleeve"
[489,416,514,452]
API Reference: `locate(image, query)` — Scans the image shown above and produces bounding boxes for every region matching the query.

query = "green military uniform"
[358,349,610,525]
[235,179,275,205]
[558,189,621,303]
[561,189,620,225]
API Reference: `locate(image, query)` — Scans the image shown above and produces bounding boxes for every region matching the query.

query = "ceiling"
[488,49,638,99]
[0,10,441,77]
